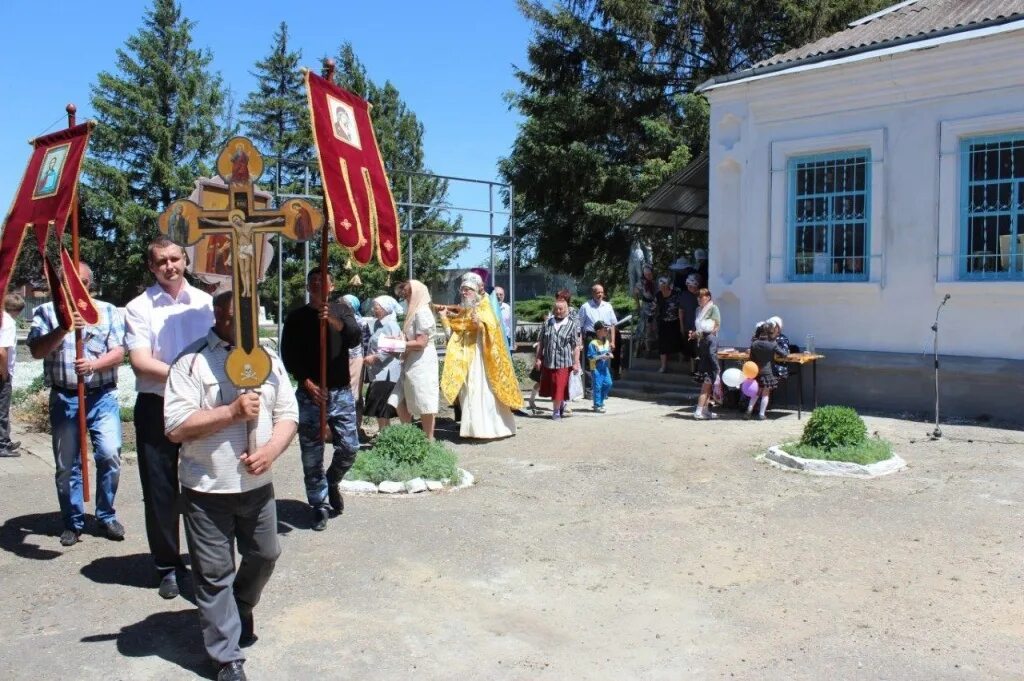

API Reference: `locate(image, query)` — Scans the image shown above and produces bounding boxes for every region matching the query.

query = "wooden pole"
[319,58,336,441]
[67,103,90,503]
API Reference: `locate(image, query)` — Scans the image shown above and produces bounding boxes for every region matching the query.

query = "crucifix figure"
[157,136,324,390]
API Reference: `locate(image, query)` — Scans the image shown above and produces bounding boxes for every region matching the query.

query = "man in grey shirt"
[164,292,298,681]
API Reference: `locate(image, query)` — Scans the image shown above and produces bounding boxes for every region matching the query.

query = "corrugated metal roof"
[760,0,1024,68]
[700,0,1024,90]
[625,152,708,232]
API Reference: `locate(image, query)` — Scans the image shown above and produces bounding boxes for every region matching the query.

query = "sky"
[0,0,536,268]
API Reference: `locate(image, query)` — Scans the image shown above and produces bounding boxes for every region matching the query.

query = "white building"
[696,0,1024,423]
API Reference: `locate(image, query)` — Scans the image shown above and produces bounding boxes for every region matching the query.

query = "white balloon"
[722,367,744,388]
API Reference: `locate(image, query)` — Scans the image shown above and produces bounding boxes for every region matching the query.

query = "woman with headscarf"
[362,296,403,430]
[394,280,439,440]
[535,296,582,420]
[440,272,523,438]
[689,288,722,420]
[634,264,657,354]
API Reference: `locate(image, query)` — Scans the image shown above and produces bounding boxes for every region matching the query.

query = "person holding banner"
[164,291,298,681]
[281,268,361,532]
[27,262,126,546]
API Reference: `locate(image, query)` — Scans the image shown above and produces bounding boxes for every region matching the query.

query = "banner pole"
[318,59,336,442]
[67,103,90,503]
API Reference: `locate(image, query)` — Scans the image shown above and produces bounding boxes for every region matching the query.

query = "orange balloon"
[742,361,759,379]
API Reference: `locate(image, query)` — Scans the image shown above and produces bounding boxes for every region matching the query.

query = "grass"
[345,423,461,485]
[784,437,893,466]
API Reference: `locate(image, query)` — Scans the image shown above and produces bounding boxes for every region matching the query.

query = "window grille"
[787,150,870,282]
[960,133,1024,280]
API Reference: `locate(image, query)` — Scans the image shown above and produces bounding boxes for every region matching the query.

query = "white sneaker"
[693,411,706,420]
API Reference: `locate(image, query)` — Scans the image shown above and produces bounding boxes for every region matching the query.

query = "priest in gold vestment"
[440,272,523,439]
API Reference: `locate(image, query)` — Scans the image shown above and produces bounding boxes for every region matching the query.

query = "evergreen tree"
[501,0,887,288]
[240,21,311,192]
[82,0,224,303]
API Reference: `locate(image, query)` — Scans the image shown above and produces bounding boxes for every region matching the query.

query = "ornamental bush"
[799,405,867,451]
[347,424,461,485]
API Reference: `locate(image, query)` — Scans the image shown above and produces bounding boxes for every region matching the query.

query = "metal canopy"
[624,151,708,232]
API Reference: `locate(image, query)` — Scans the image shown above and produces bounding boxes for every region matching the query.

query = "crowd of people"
[0,234,797,680]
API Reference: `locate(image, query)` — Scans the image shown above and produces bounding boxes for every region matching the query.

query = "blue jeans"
[297,388,358,508]
[49,388,122,531]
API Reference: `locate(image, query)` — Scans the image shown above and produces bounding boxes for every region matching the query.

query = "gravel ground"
[0,396,1021,680]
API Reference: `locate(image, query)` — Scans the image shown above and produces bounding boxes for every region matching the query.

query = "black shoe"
[327,483,344,516]
[239,611,257,648]
[59,529,80,546]
[217,660,247,681]
[311,506,329,531]
[158,571,180,600]
[0,448,20,458]
[101,519,125,541]
[8,441,20,451]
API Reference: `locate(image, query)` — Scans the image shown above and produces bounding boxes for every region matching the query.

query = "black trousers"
[135,392,184,574]
[0,376,12,450]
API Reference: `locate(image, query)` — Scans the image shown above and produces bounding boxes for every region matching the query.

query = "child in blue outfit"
[587,322,613,413]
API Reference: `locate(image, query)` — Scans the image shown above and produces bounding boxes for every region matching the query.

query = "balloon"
[742,378,759,398]
[721,367,744,388]
[742,361,759,379]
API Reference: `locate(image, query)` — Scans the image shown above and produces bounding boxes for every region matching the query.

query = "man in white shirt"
[125,236,214,599]
[577,283,617,394]
[494,286,513,348]
[0,294,25,458]
[165,291,297,681]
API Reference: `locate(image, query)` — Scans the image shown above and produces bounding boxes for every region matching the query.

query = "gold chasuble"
[440,296,524,410]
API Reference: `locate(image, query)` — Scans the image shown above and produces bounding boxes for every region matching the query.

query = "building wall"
[705,27,1024,365]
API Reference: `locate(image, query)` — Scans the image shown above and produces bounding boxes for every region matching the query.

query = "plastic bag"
[568,371,584,402]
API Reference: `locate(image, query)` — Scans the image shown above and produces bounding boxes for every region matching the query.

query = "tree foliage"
[501,0,888,290]
[81,0,225,304]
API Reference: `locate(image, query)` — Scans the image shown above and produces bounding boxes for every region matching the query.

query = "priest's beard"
[461,289,481,308]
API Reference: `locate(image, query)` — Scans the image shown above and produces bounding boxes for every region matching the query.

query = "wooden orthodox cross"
[157,136,323,390]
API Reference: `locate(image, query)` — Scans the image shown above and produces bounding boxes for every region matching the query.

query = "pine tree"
[501,0,888,288]
[240,22,311,193]
[82,0,224,303]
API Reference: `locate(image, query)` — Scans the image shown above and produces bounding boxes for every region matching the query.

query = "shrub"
[800,405,867,451]
[13,389,50,433]
[347,424,461,485]
[120,406,134,423]
[511,356,531,383]
[12,375,45,406]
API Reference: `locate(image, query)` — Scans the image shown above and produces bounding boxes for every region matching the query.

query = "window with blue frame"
[788,150,870,282]
[960,133,1024,280]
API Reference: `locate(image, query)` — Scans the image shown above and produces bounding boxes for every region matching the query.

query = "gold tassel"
[348,273,362,287]
[386,271,392,286]
[344,258,352,271]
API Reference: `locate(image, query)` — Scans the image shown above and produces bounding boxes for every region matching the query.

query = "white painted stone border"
[339,468,475,496]
[759,445,906,478]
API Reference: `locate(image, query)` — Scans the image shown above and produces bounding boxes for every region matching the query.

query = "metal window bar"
[787,151,871,282]
[960,133,1023,280]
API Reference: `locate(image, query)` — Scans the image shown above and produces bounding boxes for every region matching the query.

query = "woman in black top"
[654,277,684,373]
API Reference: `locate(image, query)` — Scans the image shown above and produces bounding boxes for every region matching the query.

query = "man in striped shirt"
[27,262,126,547]
[164,291,298,681]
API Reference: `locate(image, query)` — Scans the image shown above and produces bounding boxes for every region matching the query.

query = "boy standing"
[587,322,613,413]
[0,293,26,457]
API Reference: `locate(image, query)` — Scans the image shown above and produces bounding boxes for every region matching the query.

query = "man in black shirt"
[281,268,361,531]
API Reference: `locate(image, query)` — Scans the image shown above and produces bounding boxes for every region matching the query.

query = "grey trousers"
[182,483,280,665]
[0,376,12,451]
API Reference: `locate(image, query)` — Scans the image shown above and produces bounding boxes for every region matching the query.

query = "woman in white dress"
[395,280,439,440]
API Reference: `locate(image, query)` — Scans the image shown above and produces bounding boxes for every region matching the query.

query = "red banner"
[0,122,96,329]
[304,71,402,271]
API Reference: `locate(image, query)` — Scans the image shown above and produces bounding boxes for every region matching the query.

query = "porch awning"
[624,151,708,232]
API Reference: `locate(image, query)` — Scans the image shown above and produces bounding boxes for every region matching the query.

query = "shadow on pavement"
[0,512,65,560]
[275,498,312,534]
[81,609,212,679]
